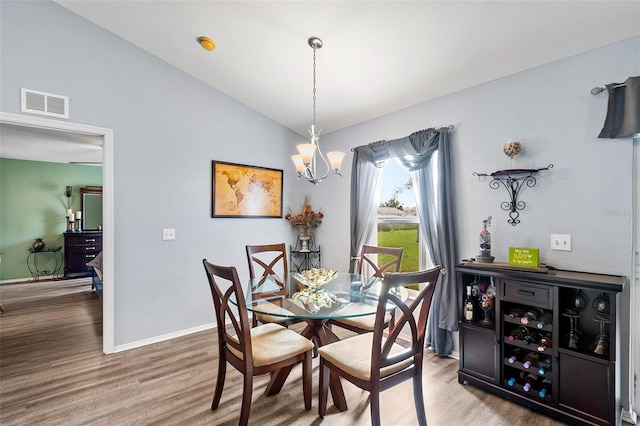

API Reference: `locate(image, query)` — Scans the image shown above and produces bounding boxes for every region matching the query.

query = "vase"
[299,227,311,252]
[299,226,310,238]
[299,236,311,252]
[32,238,45,252]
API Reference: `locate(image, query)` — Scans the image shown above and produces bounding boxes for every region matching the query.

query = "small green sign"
[509,247,539,267]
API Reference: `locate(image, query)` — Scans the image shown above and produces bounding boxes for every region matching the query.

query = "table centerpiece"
[292,268,338,309]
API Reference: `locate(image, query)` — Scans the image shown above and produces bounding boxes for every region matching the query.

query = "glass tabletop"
[239,273,406,320]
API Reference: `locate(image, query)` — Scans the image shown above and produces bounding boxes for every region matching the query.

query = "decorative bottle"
[479,219,491,258]
[507,306,525,319]
[507,370,527,387]
[520,307,544,325]
[537,356,553,375]
[508,327,529,342]
[464,286,475,322]
[537,333,552,352]
[507,347,525,364]
[522,373,540,392]
[538,377,552,398]
[522,352,540,369]
[536,311,553,329]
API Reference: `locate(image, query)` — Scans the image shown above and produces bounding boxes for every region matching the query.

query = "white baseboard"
[113,322,216,353]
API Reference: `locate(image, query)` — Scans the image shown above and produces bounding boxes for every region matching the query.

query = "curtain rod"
[591,83,626,95]
[350,125,455,152]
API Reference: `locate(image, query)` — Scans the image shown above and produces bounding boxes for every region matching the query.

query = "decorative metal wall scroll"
[473,165,553,226]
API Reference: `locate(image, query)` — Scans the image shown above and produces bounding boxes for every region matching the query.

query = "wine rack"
[502,302,553,403]
[456,264,625,426]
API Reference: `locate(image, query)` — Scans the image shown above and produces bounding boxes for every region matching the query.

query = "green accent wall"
[0,158,102,281]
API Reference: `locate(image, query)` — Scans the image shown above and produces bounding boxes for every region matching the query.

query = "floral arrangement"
[292,268,339,308]
[285,196,324,230]
[294,268,338,289]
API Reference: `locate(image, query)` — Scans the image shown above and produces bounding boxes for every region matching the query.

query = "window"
[374,159,432,272]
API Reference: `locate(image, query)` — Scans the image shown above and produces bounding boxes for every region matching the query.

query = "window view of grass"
[377,223,419,272]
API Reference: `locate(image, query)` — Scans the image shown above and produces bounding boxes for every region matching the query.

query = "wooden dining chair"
[330,245,404,333]
[318,266,442,426]
[202,259,313,426]
[246,243,303,327]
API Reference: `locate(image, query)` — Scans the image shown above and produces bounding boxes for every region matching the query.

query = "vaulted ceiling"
[3,1,639,163]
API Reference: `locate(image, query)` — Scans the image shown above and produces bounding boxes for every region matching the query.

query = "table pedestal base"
[264,319,348,411]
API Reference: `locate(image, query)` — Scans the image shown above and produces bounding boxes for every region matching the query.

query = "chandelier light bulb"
[327,151,345,171]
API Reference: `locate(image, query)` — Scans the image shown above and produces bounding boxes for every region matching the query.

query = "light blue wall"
[0,1,306,345]
[317,36,639,279]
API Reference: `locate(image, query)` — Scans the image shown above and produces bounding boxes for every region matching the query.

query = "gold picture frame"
[212,161,283,218]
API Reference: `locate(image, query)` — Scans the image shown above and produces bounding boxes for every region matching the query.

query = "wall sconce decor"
[474,140,553,226]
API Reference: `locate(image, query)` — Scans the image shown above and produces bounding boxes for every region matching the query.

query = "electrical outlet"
[550,234,571,251]
[162,228,176,241]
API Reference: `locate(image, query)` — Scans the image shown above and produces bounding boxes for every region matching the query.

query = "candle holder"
[65,186,72,209]
[75,219,82,232]
[66,218,74,232]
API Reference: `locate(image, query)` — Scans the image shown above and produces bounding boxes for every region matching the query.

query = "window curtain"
[598,76,640,139]
[350,128,458,356]
[349,141,388,272]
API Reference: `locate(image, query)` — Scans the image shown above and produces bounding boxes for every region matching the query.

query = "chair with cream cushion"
[246,243,304,328]
[330,245,404,333]
[203,259,313,426]
[318,266,442,426]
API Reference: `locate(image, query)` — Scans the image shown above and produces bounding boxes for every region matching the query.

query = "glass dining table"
[237,272,406,412]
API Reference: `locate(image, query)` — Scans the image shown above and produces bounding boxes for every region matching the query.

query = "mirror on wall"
[81,186,103,231]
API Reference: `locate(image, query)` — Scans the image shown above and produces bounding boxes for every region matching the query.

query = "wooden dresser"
[63,231,103,277]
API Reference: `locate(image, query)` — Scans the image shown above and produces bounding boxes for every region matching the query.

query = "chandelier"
[291,37,345,184]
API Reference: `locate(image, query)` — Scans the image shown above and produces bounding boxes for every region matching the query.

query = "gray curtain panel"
[598,76,640,138]
[350,128,457,356]
[349,142,388,272]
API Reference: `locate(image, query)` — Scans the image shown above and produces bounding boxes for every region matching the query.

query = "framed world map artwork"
[212,161,283,218]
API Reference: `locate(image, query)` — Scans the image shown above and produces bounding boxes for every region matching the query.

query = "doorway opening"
[0,112,114,353]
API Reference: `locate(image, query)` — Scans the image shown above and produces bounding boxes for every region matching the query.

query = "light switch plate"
[163,228,176,240]
[550,234,571,251]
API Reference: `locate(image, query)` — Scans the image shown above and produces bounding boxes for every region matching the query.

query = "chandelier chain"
[312,46,317,129]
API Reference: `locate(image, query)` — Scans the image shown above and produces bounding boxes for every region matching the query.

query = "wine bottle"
[537,333,552,352]
[536,311,553,329]
[507,306,525,319]
[524,330,542,346]
[507,347,525,364]
[522,352,540,369]
[507,370,527,387]
[538,377,552,398]
[464,286,475,322]
[520,307,544,325]
[522,373,540,392]
[508,326,529,342]
[537,356,553,375]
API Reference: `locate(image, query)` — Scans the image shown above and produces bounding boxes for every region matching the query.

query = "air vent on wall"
[21,88,69,119]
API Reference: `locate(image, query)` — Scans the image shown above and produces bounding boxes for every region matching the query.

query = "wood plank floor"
[0,279,566,425]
